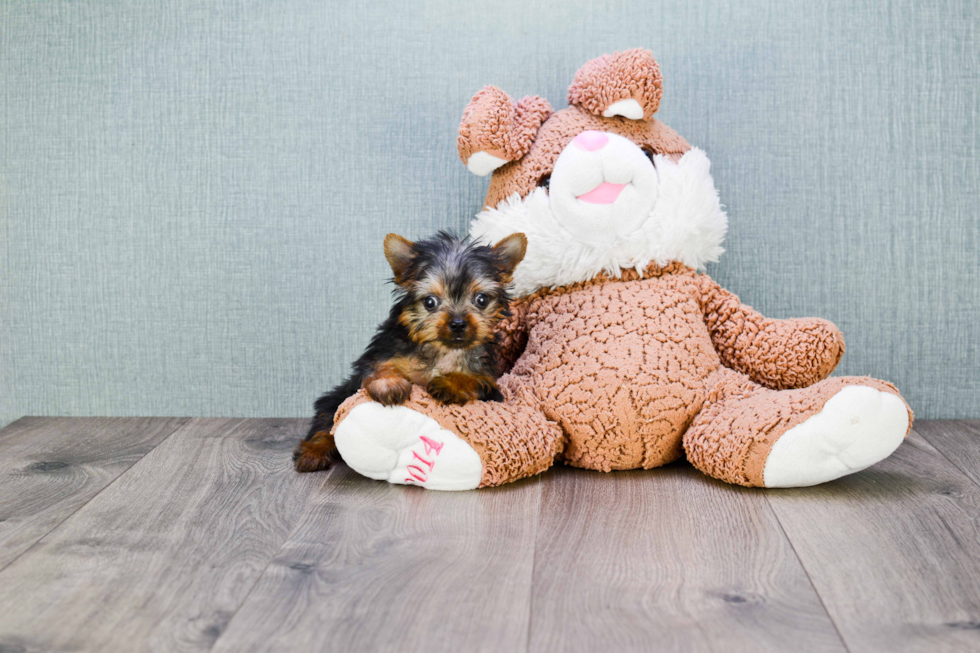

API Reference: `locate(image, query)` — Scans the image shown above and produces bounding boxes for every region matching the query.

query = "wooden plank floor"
[0,418,978,653]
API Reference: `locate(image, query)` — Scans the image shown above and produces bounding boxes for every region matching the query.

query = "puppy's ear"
[492,233,527,279]
[384,234,415,284]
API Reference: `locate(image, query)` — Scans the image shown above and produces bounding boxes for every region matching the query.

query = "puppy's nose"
[573,130,608,152]
[449,318,467,333]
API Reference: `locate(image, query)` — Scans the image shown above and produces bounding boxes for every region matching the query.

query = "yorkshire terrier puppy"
[293,230,527,473]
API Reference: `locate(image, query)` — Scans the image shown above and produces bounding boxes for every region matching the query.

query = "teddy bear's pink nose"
[572,130,609,152]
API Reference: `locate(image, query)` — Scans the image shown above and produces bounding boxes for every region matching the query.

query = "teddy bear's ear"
[457,86,553,176]
[567,48,663,121]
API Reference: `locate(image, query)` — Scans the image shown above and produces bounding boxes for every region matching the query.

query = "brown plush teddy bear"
[330,49,912,491]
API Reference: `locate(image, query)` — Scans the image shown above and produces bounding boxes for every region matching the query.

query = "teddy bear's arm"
[697,275,845,390]
[495,296,532,374]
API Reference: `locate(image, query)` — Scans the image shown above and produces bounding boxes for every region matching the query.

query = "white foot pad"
[334,402,483,491]
[764,386,909,488]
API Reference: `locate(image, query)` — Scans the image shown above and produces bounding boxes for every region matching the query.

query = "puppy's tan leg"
[364,360,413,406]
[427,372,496,405]
[294,430,337,473]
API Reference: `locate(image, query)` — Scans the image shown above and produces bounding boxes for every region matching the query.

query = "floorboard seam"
[914,423,980,491]
[763,495,853,653]
[0,416,191,576]
[206,465,338,653]
[523,477,544,653]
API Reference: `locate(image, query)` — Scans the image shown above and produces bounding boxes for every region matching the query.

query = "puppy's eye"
[474,293,490,309]
[537,174,551,190]
[422,296,439,311]
[642,148,656,164]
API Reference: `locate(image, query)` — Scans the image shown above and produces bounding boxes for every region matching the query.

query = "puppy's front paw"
[482,385,504,402]
[427,373,481,406]
[365,373,413,406]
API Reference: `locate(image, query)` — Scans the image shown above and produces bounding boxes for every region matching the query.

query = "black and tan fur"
[293,230,526,473]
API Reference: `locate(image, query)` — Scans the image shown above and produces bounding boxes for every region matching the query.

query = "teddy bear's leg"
[683,369,912,488]
[332,379,563,490]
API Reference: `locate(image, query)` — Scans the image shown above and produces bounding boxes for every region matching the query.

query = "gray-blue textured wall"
[2,0,978,428]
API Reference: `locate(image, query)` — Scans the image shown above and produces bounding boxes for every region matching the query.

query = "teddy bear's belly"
[509,280,722,472]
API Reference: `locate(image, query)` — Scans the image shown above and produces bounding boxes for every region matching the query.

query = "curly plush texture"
[334,383,564,488]
[332,50,912,490]
[457,87,553,165]
[483,105,689,209]
[334,263,912,487]
[683,369,910,485]
[457,50,687,210]
[568,48,664,119]
[697,275,846,390]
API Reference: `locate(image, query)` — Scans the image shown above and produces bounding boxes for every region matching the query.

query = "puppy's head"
[384,230,526,350]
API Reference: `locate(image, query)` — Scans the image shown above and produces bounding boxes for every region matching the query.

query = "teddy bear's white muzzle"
[548,131,659,245]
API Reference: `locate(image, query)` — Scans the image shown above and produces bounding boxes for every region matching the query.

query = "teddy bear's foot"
[334,402,483,491]
[762,386,909,488]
